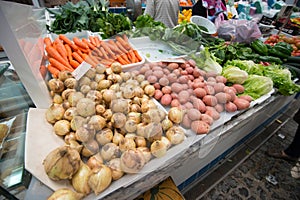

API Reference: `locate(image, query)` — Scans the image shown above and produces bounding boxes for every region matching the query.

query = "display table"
[23,93,295,200]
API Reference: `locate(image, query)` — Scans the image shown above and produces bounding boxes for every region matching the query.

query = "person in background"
[267,108,300,179]
[144,0,180,28]
[192,0,227,21]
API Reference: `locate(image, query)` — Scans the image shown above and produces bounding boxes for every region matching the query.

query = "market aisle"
[183,97,300,200]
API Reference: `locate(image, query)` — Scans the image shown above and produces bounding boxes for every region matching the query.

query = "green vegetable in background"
[221,65,249,84]
[242,75,274,99]
[251,39,268,56]
[191,48,223,74]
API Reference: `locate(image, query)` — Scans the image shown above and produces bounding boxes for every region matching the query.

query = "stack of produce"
[44,34,143,78]
[264,34,300,57]
[45,63,187,198]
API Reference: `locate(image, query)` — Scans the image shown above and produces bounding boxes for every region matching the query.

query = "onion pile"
[44,62,186,198]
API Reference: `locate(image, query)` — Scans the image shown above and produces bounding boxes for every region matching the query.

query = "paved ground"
[183,97,300,200]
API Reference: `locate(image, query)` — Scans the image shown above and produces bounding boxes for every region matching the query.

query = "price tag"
[72,61,91,80]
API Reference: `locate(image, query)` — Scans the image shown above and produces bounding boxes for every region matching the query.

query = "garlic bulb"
[100,143,120,162]
[47,188,84,200]
[120,149,146,173]
[88,164,112,195]
[166,126,185,145]
[150,140,167,158]
[43,146,81,181]
[107,158,124,181]
[71,162,92,195]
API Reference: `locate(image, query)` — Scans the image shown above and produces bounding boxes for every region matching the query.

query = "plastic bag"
[217,19,262,43]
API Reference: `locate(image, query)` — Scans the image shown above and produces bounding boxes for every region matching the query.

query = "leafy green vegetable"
[224,60,264,76]
[221,65,249,84]
[190,48,223,74]
[242,75,273,99]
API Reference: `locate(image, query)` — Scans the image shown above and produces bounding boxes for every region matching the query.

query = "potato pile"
[44,62,186,198]
[136,60,252,134]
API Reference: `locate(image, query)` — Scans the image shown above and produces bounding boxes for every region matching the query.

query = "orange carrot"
[115,41,128,54]
[101,42,116,59]
[78,46,90,54]
[82,53,98,67]
[44,37,52,47]
[47,64,60,78]
[93,36,101,47]
[49,57,73,72]
[73,37,89,49]
[107,40,122,54]
[100,47,109,60]
[59,34,73,45]
[121,53,131,64]
[70,59,80,69]
[122,34,129,43]
[69,43,79,51]
[45,45,72,68]
[117,55,129,65]
[72,51,84,63]
[89,36,97,46]
[54,38,68,62]
[128,49,137,63]
[88,53,100,65]
[64,44,73,61]
[115,35,131,50]
[133,49,142,61]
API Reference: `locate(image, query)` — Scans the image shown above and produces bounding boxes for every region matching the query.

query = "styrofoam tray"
[129,37,185,63]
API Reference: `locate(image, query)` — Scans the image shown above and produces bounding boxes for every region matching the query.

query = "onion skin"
[47,188,85,200]
[71,162,92,195]
[88,164,112,195]
[43,146,81,181]
[120,149,146,173]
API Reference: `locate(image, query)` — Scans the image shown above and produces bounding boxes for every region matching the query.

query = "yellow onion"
[47,188,84,200]
[119,138,136,152]
[112,130,124,145]
[134,136,147,147]
[95,128,113,146]
[43,146,81,181]
[137,147,152,163]
[88,164,112,195]
[100,143,120,162]
[81,140,99,157]
[45,104,65,124]
[161,118,173,131]
[160,136,172,149]
[150,140,167,158]
[107,158,124,181]
[168,107,183,124]
[86,152,103,170]
[67,140,83,153]
[54,120,70,136]
[166,126,185,145]
[120,149,146,173]
[71,162,92,195]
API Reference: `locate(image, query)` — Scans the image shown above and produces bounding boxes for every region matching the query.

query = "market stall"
[0,0,299,199]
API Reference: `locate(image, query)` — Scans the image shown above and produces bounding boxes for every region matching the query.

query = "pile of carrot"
[44,34,143,78]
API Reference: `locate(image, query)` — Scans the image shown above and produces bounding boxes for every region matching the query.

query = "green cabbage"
[221,66,248,84]
[224,60,264,76]
[242,75,273,99]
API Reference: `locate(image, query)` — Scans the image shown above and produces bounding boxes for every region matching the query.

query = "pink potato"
[186,67,194,74]
[171,99,181,107]
[162,86,172,94]
[191,120,210,134]
[167,73,178,84]
[147,75,158,84]
[225,102,238,112]
[178,75,189,84]
[154,90,163,100]
[181,114,192,129]
[202,95,218,107]
[152,70,164,79]
[233,98,250,110]
[187,59,196,67]
[178,90,190,104]
[159,77,169,87]
[171,83,183,94]
[215,104,224,113]
[160,94,172,106]
[192,81,205,89]
[187,108,201,121]
[194,88,207,98]
[232,84,245,94]
[192,98,207,113]
[213,82,225,93]
[153,83,161,90]
[205,109,220,120]
[184,101,194,109]
[167,63,179,70]
[239,95,253,102]
[215,92,231,104]
[200,114,214,125]
[215,75,227,83]
[204,85,215,95]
